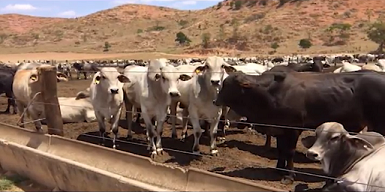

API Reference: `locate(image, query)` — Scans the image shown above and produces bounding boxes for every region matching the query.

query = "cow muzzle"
[110,88,119,94]
[306,149,321,161]
[210,80,220,86]
[169,92,181,98]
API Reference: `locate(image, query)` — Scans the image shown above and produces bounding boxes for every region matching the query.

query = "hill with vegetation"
[1,0,385,55]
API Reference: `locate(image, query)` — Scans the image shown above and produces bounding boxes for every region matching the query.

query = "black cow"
[0,65,18,114]
[213,68,385,184]
[271,57,284,63]
[72,62,100,80]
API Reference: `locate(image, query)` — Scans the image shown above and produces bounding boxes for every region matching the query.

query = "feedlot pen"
[0,78,325,191]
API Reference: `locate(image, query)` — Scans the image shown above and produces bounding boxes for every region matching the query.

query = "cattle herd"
[2,52,385,191]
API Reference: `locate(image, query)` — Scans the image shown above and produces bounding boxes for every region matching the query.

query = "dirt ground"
[0,78,326,191]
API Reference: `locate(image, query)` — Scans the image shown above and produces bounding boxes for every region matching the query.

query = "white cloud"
[58,10,76,17]
[1,4,37,12]
[181,1,197,5]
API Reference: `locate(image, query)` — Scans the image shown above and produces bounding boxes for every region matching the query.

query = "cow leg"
[217,106,229,143]
[279,130,300,185]
[95,111,106,146]
[123,91,133,139]
[141,109,157,157]
[83,72,87,80]
[4,98,10,114]
[209,116,221,156]
[264,134,272,149]
[10,96,17,115]
[155,108,167,155]
[76,71,80,79]
[111,107,122,149]
[180,108,189,142]
[189,107,202,154]
[170,102,178,139]
[276,135,286,174]
[16,101,25,128]
[134,108,142,124]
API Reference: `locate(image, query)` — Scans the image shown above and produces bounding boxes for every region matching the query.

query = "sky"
[0,0,222,18]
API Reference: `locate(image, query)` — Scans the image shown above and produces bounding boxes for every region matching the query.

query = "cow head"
[93,67,130,97]
[148,59,189,99]
[194,56,236,88]
[306,122,375,176]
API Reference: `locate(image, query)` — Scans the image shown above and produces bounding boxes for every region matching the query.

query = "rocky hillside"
[0,0,384,55]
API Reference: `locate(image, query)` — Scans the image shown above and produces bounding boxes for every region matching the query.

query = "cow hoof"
[112,144,117,149]
[280,176,294,185]
[156,148,164,155]
[210,149,219,156]
[180,135,187,142]
[217,137,226,144]
[150,151,157,159]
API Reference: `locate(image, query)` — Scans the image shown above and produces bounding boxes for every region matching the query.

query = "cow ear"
[301,135,316,149]
[194,65,207,75]
[223,65,237,74]
[346,135,374,151]
[179,74,192,81]
[29,74,38,82]
[118,75,130,83]
[94,75,101,84]
[274,73,286,82]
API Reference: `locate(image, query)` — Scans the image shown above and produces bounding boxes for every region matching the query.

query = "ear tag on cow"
[31,76,36,81]
[95,79,100,84]
[195,69,200,74]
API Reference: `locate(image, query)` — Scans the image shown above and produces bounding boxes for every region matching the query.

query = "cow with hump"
[172,56,236,155]
[213,67,385,184]
[13,63,68,132]
[89,67,130,149]
[305,122,385,192]
[122,58,189,158]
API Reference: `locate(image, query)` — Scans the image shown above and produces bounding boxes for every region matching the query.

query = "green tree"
[367,21,385,53]
[103,41,111,52]
[175,32,191,45]
[271,42,279,51]
[234,0,242,10]
[218,24,226,40]
[0,33,7,44]
[299,38,312,49]
[201,32,211,48]
[217,2,222,9]
[229,1,234,9]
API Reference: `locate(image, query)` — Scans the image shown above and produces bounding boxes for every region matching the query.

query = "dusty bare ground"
[0,78,326,191]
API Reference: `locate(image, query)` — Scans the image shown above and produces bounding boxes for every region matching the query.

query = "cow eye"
[330,136,339,142]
